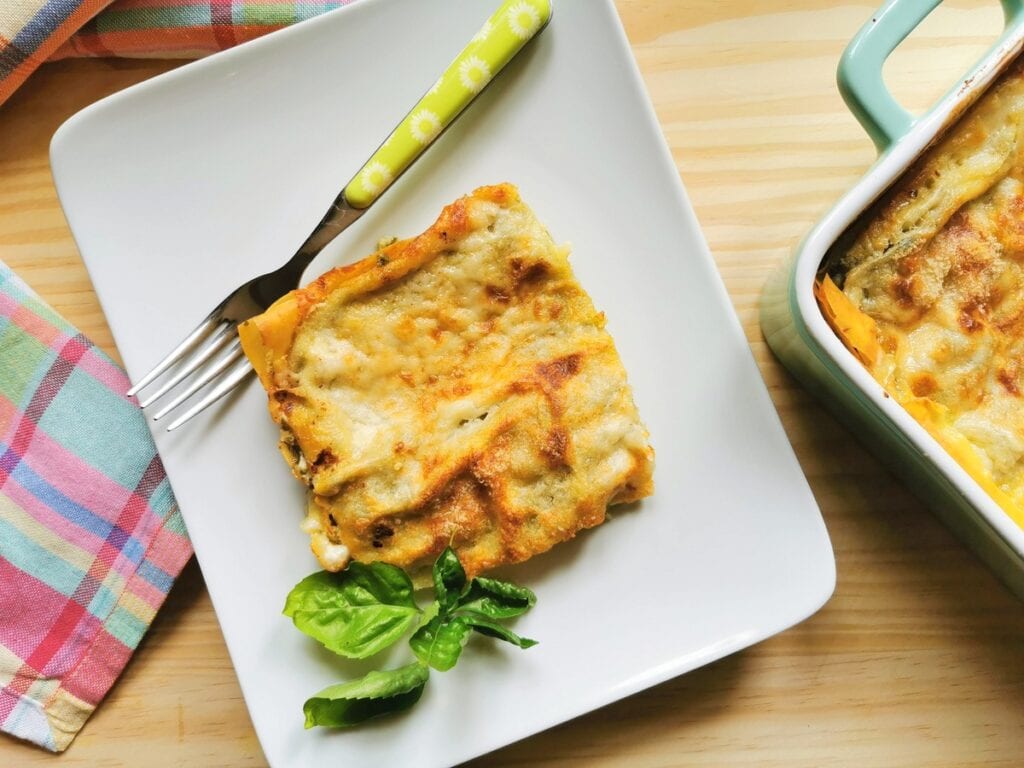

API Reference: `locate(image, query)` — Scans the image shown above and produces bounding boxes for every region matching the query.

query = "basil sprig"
[283,564,420,659]
[410,547,537,670]
[303,663,429,729]
[284,547,537,729]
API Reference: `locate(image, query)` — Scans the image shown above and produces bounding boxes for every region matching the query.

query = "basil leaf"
[303,662,429,729]
[456,576,537,619]
[410,614,471,671]
[283,564,420,659]
[415,599,440,630]
[462,615,538,649]
[432,547,467,614]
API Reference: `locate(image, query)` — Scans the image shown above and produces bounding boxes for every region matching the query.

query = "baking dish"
[762,0,1024,600]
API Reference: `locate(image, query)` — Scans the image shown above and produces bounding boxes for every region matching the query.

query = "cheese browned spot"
[239,184,654,582]
[819,61,1024,529]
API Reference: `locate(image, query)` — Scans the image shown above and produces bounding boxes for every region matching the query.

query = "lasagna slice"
[239,183,654,581]
[819,60,1024,529]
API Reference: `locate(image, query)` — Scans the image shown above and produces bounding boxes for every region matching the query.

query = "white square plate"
[50,1,835,764]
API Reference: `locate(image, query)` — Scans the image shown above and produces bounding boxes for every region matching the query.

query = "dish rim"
[790,23,1024,559]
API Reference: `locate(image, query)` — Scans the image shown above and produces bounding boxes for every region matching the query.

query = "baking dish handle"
[838,0,1024,153]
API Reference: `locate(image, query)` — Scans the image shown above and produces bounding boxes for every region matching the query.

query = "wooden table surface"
[2,1,1023,765]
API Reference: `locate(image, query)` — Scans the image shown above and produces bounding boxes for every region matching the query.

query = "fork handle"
[341,0,552,209]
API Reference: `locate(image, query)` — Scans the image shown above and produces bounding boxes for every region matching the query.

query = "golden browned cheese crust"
[821,61,1024,528]
[239,184,654,581]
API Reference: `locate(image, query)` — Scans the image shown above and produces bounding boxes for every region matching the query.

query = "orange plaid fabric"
[0,0,353,107]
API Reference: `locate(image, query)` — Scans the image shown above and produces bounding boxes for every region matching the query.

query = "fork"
[128,0,552,431]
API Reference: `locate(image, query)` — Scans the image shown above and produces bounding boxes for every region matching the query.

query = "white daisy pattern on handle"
[507,1,541,40]
[458,56,492,93]
[472,19,493,43]
[410,108,442,145]
[360,160,392,197]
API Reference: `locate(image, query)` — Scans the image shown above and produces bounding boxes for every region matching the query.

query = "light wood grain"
[2,2,1023,766]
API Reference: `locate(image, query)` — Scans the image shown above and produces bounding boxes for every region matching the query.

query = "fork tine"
[150,339,244,421]
[126,315,221,397]
[136,322,235,408]
[164,357,253,432]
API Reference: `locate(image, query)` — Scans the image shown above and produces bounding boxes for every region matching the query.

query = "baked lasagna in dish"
[239,183,654,581]
[819,61,1024,530]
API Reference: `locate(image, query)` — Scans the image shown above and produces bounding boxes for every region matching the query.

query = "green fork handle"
[838,0,1024,153]
[342,0,552,209]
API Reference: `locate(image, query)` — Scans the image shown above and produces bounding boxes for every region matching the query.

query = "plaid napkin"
[0,263,191,751]
[1,0,354,107]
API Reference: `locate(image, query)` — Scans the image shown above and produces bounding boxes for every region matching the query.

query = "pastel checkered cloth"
[0,263,191,752]
[0,0,354,107]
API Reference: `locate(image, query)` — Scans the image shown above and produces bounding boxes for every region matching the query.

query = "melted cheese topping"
[820,62,1024,529]
[239,184,654,581]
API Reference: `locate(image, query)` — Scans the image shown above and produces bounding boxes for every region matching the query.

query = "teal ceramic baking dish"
[762,0,1024,600]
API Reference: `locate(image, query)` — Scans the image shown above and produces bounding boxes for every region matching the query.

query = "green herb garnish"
[283,564,420,659]
[303,663,429,729]
[284,547,537,729]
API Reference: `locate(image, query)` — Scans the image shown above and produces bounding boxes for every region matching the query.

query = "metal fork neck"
[288,194,366,278]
